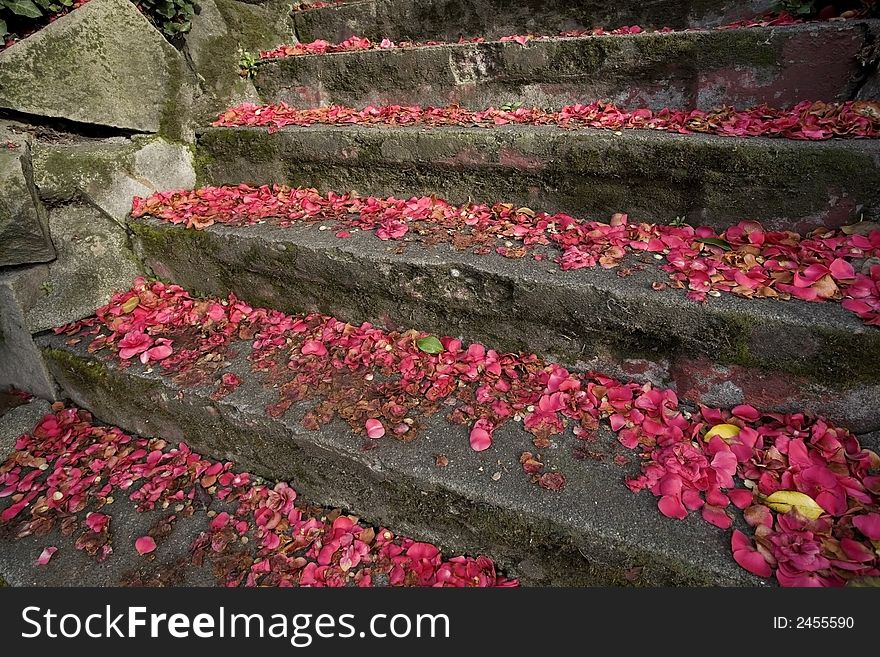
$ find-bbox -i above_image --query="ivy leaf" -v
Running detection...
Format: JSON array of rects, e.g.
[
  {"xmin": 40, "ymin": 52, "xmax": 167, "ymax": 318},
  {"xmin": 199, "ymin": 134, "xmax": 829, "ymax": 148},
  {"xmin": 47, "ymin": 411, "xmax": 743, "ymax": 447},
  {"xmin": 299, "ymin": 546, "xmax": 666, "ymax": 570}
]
[
  {"xmin": 416, "ymin": 336, "xmax": 444, "ymax": 354},
  {"xmin": 5, "ymin": 0, "xmax": 44, "ymax": 18},
  {"xmin": 697, "ymin": 237, "xmax": 732, "ymax": 251}
]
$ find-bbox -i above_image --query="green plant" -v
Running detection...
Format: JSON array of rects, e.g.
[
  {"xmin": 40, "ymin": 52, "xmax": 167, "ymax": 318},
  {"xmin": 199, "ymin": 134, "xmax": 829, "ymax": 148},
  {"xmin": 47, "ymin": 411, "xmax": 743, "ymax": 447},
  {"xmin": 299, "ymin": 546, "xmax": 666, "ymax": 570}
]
[
  {"xmin": 1, "ymin": 0, "xmax": 75, "ymax": 38},
  {"xmin": 1, "ymin": 0, "xmax": 200, "ymax": 41},
  {"xmin": 775, "ymin": 0, "xmax": 817, "ymax": 15},
  {"xmin": 135, "ymin": 0, "xmax": 199, "ymax": 39},
  {"xmin": 238, "ymin": 48, "xmax": 259, "ymax": 78}
]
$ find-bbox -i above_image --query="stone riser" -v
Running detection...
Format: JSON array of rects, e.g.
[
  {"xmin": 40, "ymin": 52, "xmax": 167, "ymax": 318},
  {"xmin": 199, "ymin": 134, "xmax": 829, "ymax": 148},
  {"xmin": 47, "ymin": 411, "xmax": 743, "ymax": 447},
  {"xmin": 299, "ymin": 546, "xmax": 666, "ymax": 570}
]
[
  {"xmin": 291, "ymin": 0, "xmax": 776, "ymax": 43},
  {"xmin": 257, "ymin": 22, "xmax": 877, "ymax": 112},
  {"xmin": 196, "ymin": 126, "xmax": 880, "ymax": 232}
]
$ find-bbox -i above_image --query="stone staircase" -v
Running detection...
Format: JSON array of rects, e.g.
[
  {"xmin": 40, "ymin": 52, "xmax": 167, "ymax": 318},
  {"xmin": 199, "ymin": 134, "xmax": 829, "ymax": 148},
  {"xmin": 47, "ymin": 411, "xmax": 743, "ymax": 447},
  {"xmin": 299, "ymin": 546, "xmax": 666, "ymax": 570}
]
[{"xmin": 3, "ymin": 0, "xmax": 880, "ymax": 586}]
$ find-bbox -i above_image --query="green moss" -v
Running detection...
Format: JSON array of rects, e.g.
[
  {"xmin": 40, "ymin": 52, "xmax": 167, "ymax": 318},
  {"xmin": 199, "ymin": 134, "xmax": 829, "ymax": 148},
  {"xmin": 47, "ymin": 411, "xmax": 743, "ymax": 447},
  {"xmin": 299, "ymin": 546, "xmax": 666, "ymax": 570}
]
[
  {"xmin": 193, "ymin": 145, "xmax": 217, "ymax": 186},
  {"xmin": 713, "ymin": 311, "xmax": 880, "ymax": 386},
  {"xmin": 42, "ymin": 346, "xmax": 110, "ymax": 383},
  {"xmin": 158, "ymin": 53, "xmax": 191, "ymax": 143},
  {"xmin": 32, "ymin": 141, "xmax": 139, "ymax": 202},
  {"xmin": 214, "ymin": 0, "xmax": 296, "ymax": 52}
]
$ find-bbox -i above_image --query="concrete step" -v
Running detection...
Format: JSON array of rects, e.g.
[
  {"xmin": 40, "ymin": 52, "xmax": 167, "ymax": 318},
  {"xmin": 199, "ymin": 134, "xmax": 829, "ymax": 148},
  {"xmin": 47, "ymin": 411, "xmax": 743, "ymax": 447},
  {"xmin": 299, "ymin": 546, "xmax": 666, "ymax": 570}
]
[
  {"xmin": 291, "ymin": 0, "xmax": 775, "ymax": 43},
  {"xmin": 128, "ymin": 210, "xmax": 880, "ymax": 435},
  {"xmin": 37, "ymin": 304, "xmax": 764, "ymax": 586},
  {"xmin": 0, "ymin": 401, "xmax": 513, "ymax": 587},
  {"xmin": 196, "ymin": 124, "xmax": 880, "ymax": 232},
  {"xmin": 256, "ymin": 21, "xmax": 879, "ymax": 112}
]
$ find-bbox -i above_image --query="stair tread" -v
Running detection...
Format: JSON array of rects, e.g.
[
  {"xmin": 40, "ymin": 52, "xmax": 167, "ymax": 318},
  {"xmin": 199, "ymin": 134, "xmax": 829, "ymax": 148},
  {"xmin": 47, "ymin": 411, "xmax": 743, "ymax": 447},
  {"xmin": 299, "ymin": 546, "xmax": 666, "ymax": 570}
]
[
  {"xmin": 0, "ymin": 402, "xmax": 513, "ymax": 587},
  {"xmin": 38, "ymin": 331, "xmax": 761, "ymax": 586}
]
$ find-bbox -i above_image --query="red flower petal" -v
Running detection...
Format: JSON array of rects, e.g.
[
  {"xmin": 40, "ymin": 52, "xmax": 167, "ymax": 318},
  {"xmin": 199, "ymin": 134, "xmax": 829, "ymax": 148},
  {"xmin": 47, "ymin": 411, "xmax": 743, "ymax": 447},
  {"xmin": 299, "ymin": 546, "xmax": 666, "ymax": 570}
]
[
  {"xmin": 469, "ymin": 425, "xmax": 492, "ymax": 452},
  {"xmin": 135, "ymin": 536, "xmax": 157, "ymax": 555},
  {"xmin": 37, "ymin": 546, "xmax": 58, "ymax": 565},
  {"xmin": 853, "ymin": 513, "xmax": 880, "ymax": 540},
  {"xmin": 365, "ymin": 419, "xmax": 385, "ymax": 439}
]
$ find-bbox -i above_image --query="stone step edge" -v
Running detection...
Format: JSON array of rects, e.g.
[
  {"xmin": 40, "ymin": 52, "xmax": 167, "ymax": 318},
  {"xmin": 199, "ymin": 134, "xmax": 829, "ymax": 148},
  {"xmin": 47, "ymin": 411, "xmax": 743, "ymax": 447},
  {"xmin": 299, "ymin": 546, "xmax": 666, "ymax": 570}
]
[
  {"xmin": 289, "ymin": 0, "xmax": 777, "ymax": 43},
  {"xmin": 194, "ymin": 125, "xmax": 880, "ymax": 238},
  {"xmin": 253, "ymin": 21, "xmax": 879, "ymax": 113},
  {"xmin": 129, "ymin": 217, "xmax": 880, "ymax": 434},
  {"xmin": 38, "ymin": 335, "xmax": 760, "ymax": 586}
]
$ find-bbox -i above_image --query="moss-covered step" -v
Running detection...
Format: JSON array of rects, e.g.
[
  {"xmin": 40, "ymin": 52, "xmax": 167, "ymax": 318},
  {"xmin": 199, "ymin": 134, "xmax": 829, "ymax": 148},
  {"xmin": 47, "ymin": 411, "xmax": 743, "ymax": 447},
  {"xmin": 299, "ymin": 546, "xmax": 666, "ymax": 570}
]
[
  {"xmin": 291, "ymin": 0, "xmax": 774, "ymax": 43},
  {"xmin": 38, "ymin": 333, "xmax": 763, "ymax": 586},
  {"xmin": 129, "ymin": 217, "xmax": 880, "ymax": 434},
  {"xmin": 256, "ymin": 20, "xmax": 877, "ymax": 112},
  {"xmin": 195, "ymin": 125, "xmax": 880, "ymax": 232}
]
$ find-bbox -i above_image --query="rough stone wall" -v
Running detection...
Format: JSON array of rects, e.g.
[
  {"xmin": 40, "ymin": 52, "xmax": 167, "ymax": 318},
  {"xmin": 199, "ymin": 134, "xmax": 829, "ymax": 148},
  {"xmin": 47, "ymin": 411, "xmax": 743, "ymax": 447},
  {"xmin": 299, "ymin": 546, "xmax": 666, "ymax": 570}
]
[{"xmin": 0, "ymin": 0, "xmax": 284, "ymax": 398}]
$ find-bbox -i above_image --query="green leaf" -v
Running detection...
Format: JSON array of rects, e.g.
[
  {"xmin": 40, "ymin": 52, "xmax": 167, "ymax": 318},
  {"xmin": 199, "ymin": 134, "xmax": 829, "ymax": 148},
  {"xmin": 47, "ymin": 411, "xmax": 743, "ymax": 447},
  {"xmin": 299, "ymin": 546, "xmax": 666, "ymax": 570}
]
[
  {"xmin": 0, "ymin": 19, "xmax": 7, "ymax": 37},
  {"xmin": 5, "ymin": 0, "xmax": 43, "ymax": 18},
  {"xmin": 416, "ymin": 336, "xmax": 444, "ymax": 354},
  {"xmin": 696, "ymin": 237, "xmax": 732, "ymax": 251}
]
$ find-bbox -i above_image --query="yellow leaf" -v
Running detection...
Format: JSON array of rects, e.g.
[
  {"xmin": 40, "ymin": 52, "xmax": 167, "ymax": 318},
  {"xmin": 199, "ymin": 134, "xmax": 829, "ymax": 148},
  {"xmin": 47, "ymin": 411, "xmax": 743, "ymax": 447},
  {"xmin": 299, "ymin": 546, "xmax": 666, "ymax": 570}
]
[
  {"xmin": 764, "ymin": 491, "xmax": 825, "ymax": 520},
  {"xmin": 121, "ymin": 296, "xmax": 140, "ymax": 314},
  {"xmin": 704, "ymin": 423, "xmax": 741, "ymax": 443}
]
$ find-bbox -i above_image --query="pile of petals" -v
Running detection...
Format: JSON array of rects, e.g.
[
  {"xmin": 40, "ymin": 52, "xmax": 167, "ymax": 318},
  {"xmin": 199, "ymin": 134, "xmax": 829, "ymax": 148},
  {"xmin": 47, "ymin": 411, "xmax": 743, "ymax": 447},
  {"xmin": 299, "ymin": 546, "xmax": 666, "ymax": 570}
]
[
  {"xmin": 627, "ymin": 408, "xmax": 880, "ymax": 586},
  {"xmin": 131, "ymin": 185, "xmax": 880, "ymax": 326},
  {"xmin": 0, "ymin": 405, "xmax": 515, "ymax": 587},
  {"xmin": 257, "ymin": 13, "xmax": 809, "ymax": 60},
  {"xmin": 51, "ymin": 278, "xmax": 880, "ymax": 585},
  {"xmin": 212, "ymin": 100, "xmax": 880, "ymax": 140}
]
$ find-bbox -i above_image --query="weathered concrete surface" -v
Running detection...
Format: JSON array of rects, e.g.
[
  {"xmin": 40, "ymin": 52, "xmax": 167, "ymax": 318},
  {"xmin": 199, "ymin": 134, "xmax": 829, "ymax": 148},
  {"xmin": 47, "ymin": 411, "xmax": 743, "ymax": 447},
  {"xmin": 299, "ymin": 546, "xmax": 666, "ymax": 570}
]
[
  {"xmin": 292, "ymin": 0, "xmax": 775, "ymax": 43},
  {"xmin": 185, "ymin": 0, "xmax": 296, "ymax": 123},
  {"xmin": 0, "ymin": 271, "xmax": 57, "ymax": 400},
  {"xmin": 0, "ymin": 480, "xmax": 217, "ymax": 587},
  {"xmin": 196, "ymin": 125, "xmax": 880, "ymax": 232},
  {"xmin": 21, "ymin": 204, "xmax": 142, "ymax": 333},
  {"xmin": 258, "ymin": 21, "xmax": 877, "ymax": 111},
  {"xmin": 0, "ymin": 398, "xmax": 51, "ymax": 460},
  {"xmin": 39, "ymin": 335, "xmax": 765, "ymax": 586},
  {"xmin": 0, "ymin": 127, "xmax": 54, "ymax": 268},
  {"xmin": 32, "ymin": 136, "xmax": 196, "ymax": 224},
  {"xmin": 0, "ymin": 0, "xmax": 195, "ymax": 136},
  {"xmin": 130, "ymin": 218, "xmax": 880, "ymax": 433}
]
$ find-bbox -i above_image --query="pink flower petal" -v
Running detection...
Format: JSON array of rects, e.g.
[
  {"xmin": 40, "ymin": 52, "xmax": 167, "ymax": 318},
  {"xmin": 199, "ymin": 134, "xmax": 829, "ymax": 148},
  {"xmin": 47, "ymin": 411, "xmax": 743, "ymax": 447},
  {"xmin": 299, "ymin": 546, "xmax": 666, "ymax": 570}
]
[
  {"xmin": 829, "ymin": 258, "xmax": 855, "ymax": 282},
  {"xmin": 301, "ymin": 340, "xmax": 328, "ymax": 356},
  {"xmin": 701, "ymin": 504, "xmax": 732, "ymax": 529},
  {"xmin": 731, "ymin": 530, "xmax": 772, "ymax": 578},
  {"xmin": 365, "ymin": 418, "xmax": 385, "ymax": 439},
  {"xmin": 853, "ymin": 513, "xmax": 880, "ymax": 540},
  {"xmin": 135, "ymin": 536, "xmax": 157, "ymax": 555},
  {"xmin": 469, "ymin": 425, "xmax": 492, "ymax": 452},
  {"xmin": 37, "ymin": 546, "xmax": 58, "ymax": 565},
  {"xmin": 728, "ymin": 488, "xmax": 754, "ymax": 509},
  {"xmin": 658, "ymin": 495, "xmax": 687, "ymax": 520}
]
